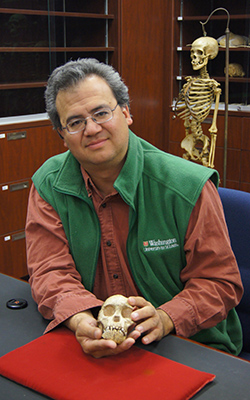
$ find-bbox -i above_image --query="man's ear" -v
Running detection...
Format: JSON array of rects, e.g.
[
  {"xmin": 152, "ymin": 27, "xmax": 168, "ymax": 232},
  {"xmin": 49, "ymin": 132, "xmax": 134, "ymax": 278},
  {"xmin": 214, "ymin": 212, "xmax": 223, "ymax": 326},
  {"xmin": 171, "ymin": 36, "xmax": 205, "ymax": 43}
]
[
  {"xmin": 122, "ymin": 105, "xmax": 133, "ymax": 126},
  {"xmin": 56, "ymin": 128, "xmax": 69, "ymax": 148}
]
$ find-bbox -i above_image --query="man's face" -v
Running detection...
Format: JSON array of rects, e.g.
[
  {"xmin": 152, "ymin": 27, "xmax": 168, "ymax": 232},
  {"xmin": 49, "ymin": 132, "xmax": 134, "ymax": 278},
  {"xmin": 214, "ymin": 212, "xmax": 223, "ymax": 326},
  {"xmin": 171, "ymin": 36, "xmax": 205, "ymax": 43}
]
[{"xmin": 56, "ymin": 75, "xmax": 133, "ymax": 174}]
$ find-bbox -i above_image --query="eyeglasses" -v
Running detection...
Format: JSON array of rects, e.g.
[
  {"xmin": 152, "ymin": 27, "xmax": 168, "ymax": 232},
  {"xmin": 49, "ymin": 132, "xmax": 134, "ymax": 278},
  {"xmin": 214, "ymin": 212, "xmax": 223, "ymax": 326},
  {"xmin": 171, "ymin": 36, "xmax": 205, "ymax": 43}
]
[{"xmin": 61, "ymin": 103, "xmax": 119, "ymax": 134}]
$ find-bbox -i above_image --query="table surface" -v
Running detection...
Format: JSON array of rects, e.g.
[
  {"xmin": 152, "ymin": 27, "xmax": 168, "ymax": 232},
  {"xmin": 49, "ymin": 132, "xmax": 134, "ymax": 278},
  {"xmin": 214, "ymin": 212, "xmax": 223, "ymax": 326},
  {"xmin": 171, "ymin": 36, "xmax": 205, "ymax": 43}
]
[{"xmin": 0, "ymin": 273, "xmax": 249, "ymax": 400}]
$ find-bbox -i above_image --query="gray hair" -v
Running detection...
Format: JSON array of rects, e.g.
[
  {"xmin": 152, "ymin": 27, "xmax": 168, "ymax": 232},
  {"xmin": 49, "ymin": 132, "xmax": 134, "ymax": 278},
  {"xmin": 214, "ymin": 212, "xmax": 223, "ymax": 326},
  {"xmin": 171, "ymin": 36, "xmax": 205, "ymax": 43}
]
[{"xmin": 45, "ymin": 58, "xmax": 130, "ymax": 130}]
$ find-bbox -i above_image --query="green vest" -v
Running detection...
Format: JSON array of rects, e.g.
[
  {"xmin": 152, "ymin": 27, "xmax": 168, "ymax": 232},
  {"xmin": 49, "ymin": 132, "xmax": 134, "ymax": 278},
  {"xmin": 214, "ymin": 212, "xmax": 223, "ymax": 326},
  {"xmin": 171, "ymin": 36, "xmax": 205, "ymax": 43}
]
[{"xmin": 32, "ymin": 131, "xmax": 242, "ymax": 355}]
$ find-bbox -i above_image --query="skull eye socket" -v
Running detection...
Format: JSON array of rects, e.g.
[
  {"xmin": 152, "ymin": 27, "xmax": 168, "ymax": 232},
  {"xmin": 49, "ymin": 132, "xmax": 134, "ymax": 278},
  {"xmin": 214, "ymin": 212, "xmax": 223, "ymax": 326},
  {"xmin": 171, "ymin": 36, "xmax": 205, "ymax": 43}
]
[
  {"xmin": 103, "ymin": 305, "xmax": 115, "ymax": 316},
  {"xmin": 122, "ymin": 306, "xmax": 132, "ymax": 318}
]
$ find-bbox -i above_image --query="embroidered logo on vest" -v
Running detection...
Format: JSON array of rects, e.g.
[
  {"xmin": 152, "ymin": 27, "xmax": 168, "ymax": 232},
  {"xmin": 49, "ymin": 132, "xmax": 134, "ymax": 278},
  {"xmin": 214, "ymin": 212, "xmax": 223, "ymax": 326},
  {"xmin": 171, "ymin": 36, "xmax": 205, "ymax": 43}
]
[{"xmin": 143, "ymin": 238, "xmax": 179, "ymax": 252}]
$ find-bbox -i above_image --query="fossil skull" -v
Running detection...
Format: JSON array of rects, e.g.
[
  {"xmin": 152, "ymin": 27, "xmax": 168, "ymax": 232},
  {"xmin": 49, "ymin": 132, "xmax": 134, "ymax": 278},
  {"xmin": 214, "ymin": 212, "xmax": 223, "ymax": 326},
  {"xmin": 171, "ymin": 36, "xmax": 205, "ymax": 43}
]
[
  {"xmin": 217, "ymin": 32, "xmax": 248, "ymax": 48},
  {"xmin": 226, "ymin": 63, "xmax": 245, "ymax": 77},
  {"xmin": 97, "ymin": 294, "xmax": 133, "ymax": 344},
  {"xmin": 190, "ymin": 36, "xmax": 219, "ymax": 71}
]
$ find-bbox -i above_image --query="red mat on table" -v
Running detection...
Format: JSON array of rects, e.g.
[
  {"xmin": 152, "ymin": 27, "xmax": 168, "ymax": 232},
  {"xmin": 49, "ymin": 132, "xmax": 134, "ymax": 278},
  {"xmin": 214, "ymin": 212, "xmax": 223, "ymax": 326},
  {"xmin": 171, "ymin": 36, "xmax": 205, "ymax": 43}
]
[{"xmin": 0, "ymin": 327, "xmax": 215, "ymax": 400}]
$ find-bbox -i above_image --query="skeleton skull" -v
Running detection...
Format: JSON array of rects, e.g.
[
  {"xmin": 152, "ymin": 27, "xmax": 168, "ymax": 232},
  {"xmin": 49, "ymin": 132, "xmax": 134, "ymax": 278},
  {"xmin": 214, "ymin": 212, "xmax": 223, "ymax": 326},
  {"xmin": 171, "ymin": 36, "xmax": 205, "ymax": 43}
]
[
  {"xmin": 97, "ymin": 295, "xmax": 134, "ymax": 344},
  {"xmin": 190, "ymin": 36, "xmax": 219, "ymax": 71}
]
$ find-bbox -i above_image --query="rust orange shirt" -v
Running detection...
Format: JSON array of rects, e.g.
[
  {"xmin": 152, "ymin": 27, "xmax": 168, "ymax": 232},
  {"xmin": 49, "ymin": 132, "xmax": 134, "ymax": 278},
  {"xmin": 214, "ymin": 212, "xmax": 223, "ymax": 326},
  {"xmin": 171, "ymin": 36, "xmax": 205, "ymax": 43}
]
[{"xmin": 26, "ymin": 171, "xmax": 243, "ymax": 335}]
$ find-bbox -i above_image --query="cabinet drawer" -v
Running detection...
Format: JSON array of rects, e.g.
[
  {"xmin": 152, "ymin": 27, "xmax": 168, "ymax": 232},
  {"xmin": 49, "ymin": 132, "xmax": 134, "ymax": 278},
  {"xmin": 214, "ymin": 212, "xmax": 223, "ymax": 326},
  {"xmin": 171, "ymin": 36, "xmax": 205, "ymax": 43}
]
[
  {"xmin": 0, "ymin": 231, "xmax": 27, "ymax": 278},
  {"xmin": 0, "ymin": 124, "xmax": 65, "ymax": 183},
  {"xmin": 0, "ymin": 179, "xmax": 31, "ymax": 235}
]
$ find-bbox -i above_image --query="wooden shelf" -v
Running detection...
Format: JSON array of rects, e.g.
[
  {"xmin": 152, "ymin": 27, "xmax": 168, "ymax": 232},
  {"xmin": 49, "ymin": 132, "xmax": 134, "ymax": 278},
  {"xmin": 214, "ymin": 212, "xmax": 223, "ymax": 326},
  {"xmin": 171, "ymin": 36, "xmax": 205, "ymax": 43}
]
[
  {"xmin": 175, "ymin": 75, "xmax": 250, "ymax": 84},
  {"xmin": 178, "ymin": 46, "xmax": 250, "ymax": 52},
  {"xmin": 0, "ymin": 8, "xmax": 114, "ymax": 19},
  {"xmin": 0, "ymin": 47, "xmax": 115, "ymax": 53},
  {"xmin": 178, "ymin": 14, "xmax": 250, "ymax": 21}
]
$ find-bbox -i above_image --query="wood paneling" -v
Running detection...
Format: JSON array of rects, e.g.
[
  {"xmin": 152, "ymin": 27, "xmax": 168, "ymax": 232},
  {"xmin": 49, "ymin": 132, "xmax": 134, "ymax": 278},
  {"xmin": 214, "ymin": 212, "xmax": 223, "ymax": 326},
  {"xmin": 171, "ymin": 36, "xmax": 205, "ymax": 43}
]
[{"xmin": 120, "ymin": 0, "xmax": 169, "ymax": 150}]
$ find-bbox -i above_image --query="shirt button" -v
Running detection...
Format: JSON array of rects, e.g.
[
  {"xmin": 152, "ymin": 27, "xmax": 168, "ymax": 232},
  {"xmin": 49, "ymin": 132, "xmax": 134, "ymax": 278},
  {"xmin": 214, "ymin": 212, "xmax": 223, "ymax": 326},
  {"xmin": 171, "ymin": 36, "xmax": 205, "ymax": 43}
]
[
  {"xmin": 113, "ymin": 274, "xmax": 119, "ymax": 279},
  {"xmin": 106, "ymin": 240, "xmax": 112, "ymax": 247}
]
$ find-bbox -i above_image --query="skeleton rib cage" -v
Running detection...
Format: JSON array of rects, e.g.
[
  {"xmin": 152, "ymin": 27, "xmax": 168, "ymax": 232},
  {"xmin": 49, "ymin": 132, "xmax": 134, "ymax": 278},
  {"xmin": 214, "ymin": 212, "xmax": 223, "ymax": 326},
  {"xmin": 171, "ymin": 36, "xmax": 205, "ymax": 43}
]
[{"xmin": 175, "ymin": 78, "xmax": 217, "ymax": 123}]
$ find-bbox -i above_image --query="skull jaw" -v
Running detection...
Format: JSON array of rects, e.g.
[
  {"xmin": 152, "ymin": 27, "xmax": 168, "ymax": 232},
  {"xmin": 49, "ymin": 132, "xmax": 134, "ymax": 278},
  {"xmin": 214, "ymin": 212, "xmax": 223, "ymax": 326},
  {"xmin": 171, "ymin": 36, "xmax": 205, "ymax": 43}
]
[
  {"xmin": 192, "ymin": 61, "xmax": 204, "ymax": 70},
  {"xmin": 98, "ymin": 323, "xmax": 127, "ymax": 344},
  {"xmin": 191, "ymin": 57, "xmax": 208, "ymax": 71}
]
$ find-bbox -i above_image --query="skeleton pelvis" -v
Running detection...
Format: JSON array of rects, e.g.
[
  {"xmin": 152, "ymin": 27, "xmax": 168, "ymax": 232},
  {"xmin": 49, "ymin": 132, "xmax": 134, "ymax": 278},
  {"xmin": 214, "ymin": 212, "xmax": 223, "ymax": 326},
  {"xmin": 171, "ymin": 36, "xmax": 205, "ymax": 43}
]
[{"xmin": 181, "ymin": 132, "xmax": 210, "ymax": 161}]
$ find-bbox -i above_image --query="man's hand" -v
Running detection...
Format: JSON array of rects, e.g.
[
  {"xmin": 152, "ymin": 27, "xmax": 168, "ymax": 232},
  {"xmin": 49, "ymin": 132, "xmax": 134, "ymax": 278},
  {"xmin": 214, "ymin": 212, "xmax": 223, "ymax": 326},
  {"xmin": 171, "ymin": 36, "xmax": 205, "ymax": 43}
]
[
  {"xmin": 64, "ymin": 297, "xmax": 174, "ymax": 357},
  {"xmin": 64, "ymin": 310, "xmax": 139, "ymax": 358},
  {"xmin": 128, "ymin": 296, "xmax": 174, "ymax": 344}
]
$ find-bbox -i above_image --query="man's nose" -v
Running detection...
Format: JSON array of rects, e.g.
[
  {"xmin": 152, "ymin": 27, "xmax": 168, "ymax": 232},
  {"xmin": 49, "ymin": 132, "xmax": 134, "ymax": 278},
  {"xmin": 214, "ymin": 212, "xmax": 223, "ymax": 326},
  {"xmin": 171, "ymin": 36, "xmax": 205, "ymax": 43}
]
[{"xmin": 83, "ymin": 117, "xmax": 102, "ymax": 135}]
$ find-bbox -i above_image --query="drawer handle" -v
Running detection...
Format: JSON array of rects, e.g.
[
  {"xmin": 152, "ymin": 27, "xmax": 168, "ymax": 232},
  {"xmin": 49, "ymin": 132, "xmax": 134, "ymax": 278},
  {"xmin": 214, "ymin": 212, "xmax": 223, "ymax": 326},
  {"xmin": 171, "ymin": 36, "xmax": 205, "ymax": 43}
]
[
  {"xmin": 9, "ymin": 181, "xmax": 29, "ymax": 192},
  {"xmin": 12, "ymin": 232, "xmax": 26, "ymax": 241},
  {"xmin": 7, "ymin": 131, "xmax": 27, "ymax": 141}
]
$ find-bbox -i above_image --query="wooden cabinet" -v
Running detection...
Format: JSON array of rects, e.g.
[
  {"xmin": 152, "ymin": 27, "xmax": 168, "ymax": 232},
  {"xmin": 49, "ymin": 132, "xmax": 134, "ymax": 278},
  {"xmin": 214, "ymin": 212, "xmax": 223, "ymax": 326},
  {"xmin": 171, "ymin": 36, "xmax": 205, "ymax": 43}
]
[
  {"xmin": 166, "ymin": 0, "xmax": 250, "ymax": 193},
  {"xmin": 0, "ymin": 119, "xmax": 65, "ymax": 278}
]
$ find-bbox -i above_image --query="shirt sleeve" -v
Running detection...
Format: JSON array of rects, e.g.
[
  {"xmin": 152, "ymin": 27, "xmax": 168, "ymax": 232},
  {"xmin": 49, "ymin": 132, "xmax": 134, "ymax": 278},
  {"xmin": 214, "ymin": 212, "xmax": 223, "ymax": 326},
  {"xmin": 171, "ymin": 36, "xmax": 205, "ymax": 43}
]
[
  {"xmin": 159, "ymin": 179, "xmax": 244, "ymax": 337},
  {"xmin": 26, "ymin": 184, "xmax": 103, "ymax": 333}
]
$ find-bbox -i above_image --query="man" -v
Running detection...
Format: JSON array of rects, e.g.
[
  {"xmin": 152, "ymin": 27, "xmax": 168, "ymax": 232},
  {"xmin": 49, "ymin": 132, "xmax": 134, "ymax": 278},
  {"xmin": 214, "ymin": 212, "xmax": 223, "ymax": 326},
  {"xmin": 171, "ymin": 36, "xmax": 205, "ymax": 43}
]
[{"xmin": 26, "ymin": 58, "xmax": 243, "ymax": 359}]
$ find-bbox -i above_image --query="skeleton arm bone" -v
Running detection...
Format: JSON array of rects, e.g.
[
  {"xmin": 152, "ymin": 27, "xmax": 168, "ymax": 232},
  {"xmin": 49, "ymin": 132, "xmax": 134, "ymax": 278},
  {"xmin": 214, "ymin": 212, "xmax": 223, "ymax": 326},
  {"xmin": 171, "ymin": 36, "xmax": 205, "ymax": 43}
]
[
  {"xmin": 208, "ymin": 86, "xmax": 221, "ymax": 168},
  {"xmin": 209, "ymin": 86, "xmax": 221, "ymax": 134}
]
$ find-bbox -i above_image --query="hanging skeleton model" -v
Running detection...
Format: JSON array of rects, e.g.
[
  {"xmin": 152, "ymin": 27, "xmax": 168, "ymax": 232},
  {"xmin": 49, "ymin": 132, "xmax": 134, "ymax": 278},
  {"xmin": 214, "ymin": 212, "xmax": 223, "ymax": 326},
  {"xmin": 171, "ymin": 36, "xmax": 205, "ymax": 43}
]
[{"xmin": 174, "ymin": 36, "xmax": 221, "ymax": 168}]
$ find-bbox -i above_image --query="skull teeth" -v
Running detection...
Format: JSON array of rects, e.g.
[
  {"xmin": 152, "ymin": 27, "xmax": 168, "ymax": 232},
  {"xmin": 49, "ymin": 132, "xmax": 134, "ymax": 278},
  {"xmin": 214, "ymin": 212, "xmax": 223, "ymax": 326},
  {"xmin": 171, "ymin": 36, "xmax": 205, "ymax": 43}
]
[{"xmin": 103, "ymin": 326, "xmax": 126, "ymax": 336}]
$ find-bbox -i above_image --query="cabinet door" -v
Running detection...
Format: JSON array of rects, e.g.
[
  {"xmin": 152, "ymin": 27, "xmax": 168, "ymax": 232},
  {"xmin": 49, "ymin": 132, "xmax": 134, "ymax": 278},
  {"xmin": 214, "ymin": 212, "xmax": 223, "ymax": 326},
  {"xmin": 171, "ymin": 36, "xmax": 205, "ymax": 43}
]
[
  {"xmin": 0, "ymin": 179, "xmax": 31, "ymax": 235},
  {"xmin": 0, "ymin": 124, "xmax": 65, "ymax": 183},
  {"xmin": 0, "ymin": 231, "xmax": 27, "ymax": 278}
]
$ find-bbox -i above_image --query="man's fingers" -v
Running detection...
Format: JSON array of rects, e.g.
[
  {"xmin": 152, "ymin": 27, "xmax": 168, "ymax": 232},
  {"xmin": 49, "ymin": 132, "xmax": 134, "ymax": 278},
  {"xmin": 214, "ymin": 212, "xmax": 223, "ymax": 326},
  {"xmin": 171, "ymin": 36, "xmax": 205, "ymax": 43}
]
[
  {"xmin": 81, "ymin": 337, "xmax": 135, "ymax": 359},
  {"xmin": 128, "ymin": 296, "xmax": 148, "ymax": 308}
]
